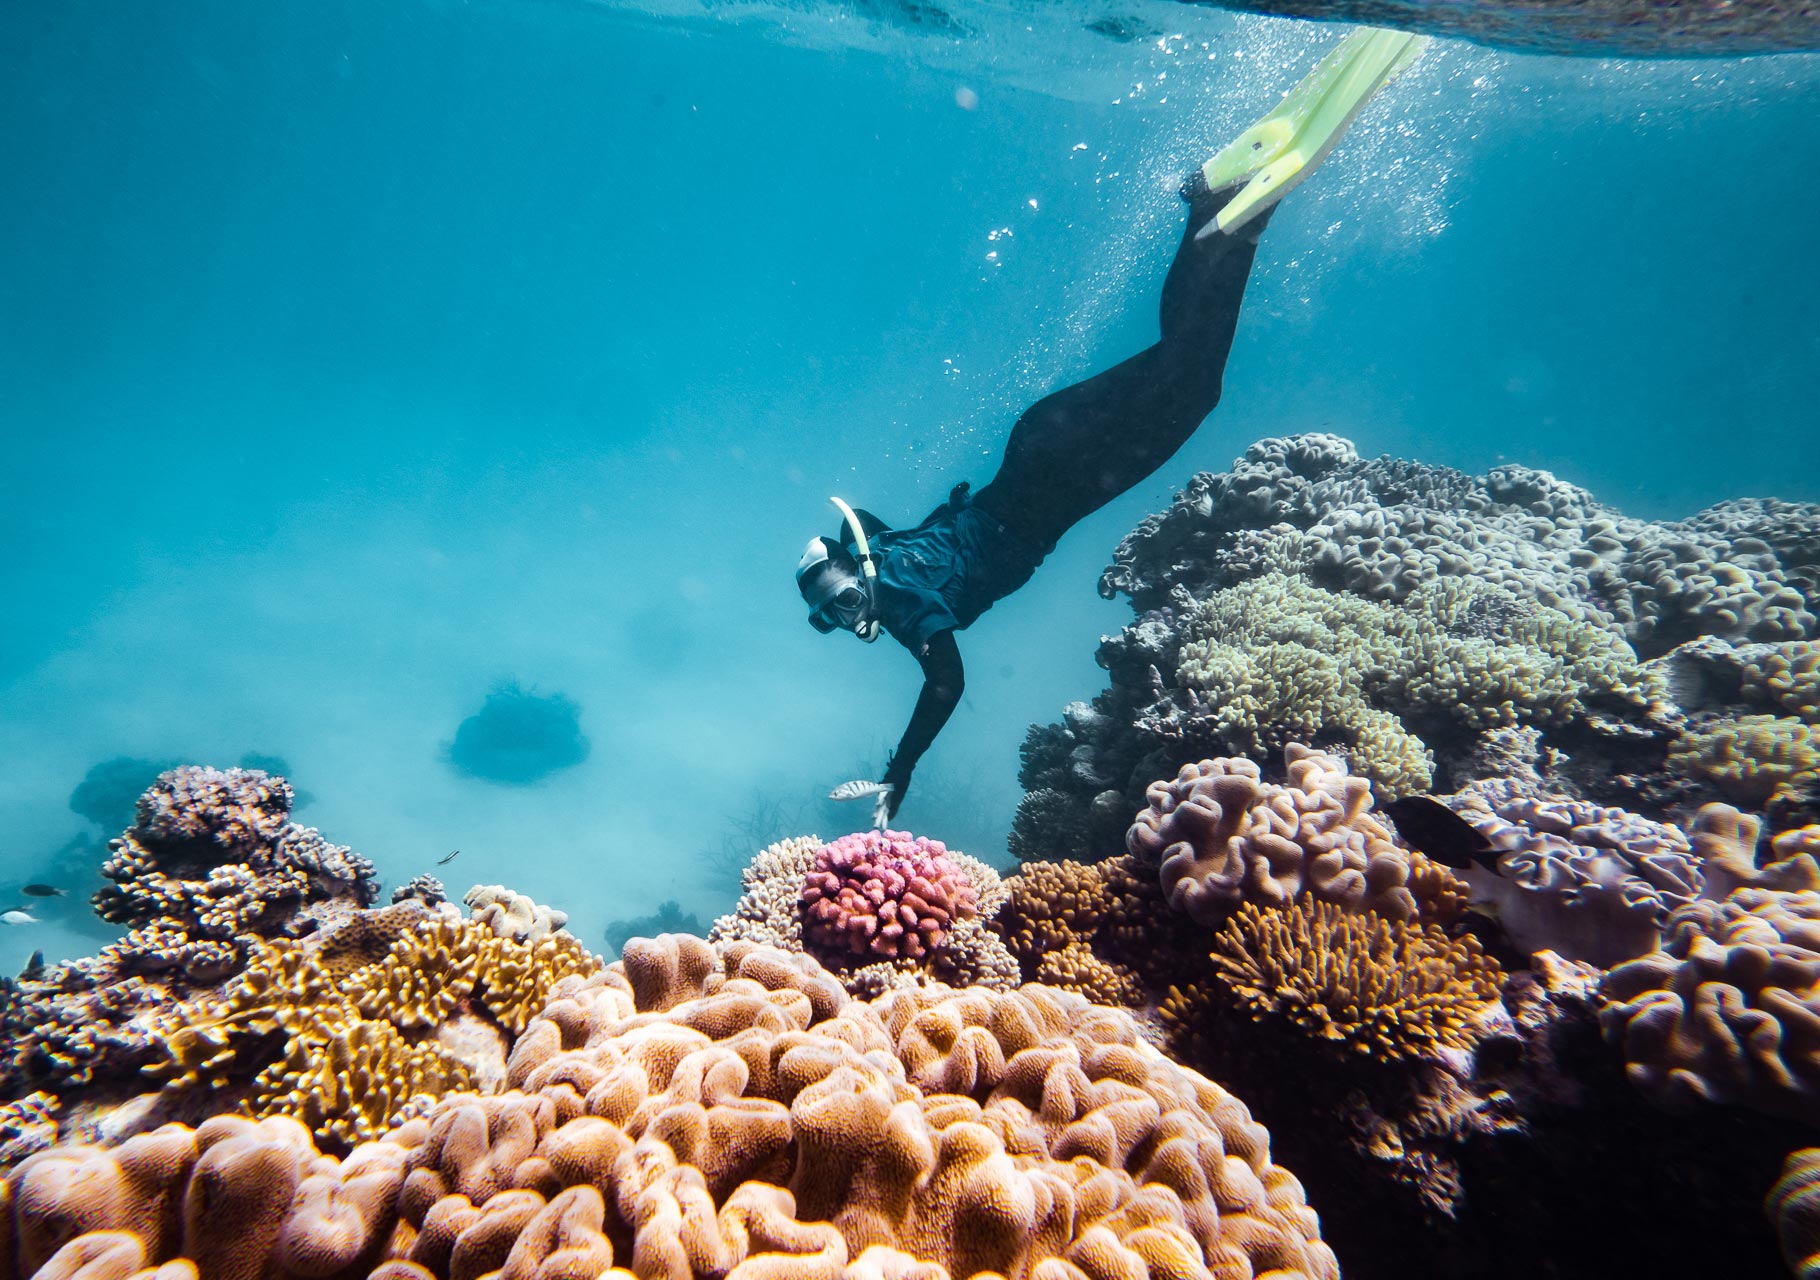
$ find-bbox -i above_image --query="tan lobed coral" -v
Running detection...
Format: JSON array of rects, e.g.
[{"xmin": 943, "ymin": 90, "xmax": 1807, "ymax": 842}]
[
  {"xmin": 1600, "ymin": 886, "xmax": 1820, "ymax": 1124},
  {"xmin": 1204, "ymin": 900, "xmax": 1504, "ymax": 1062},
  {"xmin": 148, "ymin": 913, "xmax": 600, "ymax": 1148},
  {"xmin": 1769, "ymin": 1147, "xmax": 1820, "ymax": 1280},
  {"xmin": 464, "ymin": 886, "xmax": 570, "ymax": 945},
  {"xmin": 6, "ymin": 936, "xmax": 1340, "ymax": 1280},
  {"xmin": 1126, "ymin": 744, "xmax": 1465, "ymax": 930},
  {"xmin": 1743, "ymin": 640, "xmax": 1820, "ymax": 724},
  {"xmin": 709, "ymin": 836, "xmax": 1018, "ymax": 995},
  {"xmin": 1166, "ymin": 573, "xmax": 1660, "ymax": 795},
  {"xmin": 1668, "ymin": 715, "xmax": 1820, "ymax": 809},
  {"xmin": 1685, "ymin": 804, "xmax": 1820, "ymax": 900}
]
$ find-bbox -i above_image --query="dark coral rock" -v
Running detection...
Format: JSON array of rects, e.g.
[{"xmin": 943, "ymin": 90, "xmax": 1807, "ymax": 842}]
[{"xmin": 446, "ymin": 682, "xmax": 591, "ymax": 785}]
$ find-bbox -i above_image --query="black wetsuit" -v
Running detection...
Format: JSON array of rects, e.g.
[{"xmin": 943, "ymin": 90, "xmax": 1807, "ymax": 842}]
[{"xmin": 869, "ymin": 186, "xmax": 1271, "ymax": 814}]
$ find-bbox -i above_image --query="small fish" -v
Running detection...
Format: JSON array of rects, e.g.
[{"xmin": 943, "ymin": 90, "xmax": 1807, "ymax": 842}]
[
  {"xmin": 438, "ymin": 849, "xmax": 460, "ymax": 866},
  {"xmin": 829, "ymin": 780, "xmax": 893, "ymax": 803},
  {"xmin": 1381, "ymin": 796, "xmax": 1500, "ymax": 872},
  {"xmin": 20, "ymin": 884, "xmax": 66, "ymax": 898},
  {"xmin": 1, "ymin": 910, "xmax": 38, "ymax": 926}
]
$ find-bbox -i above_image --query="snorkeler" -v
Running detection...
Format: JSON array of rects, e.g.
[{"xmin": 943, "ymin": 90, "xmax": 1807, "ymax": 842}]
[{"xmin": 796, "ymin": 28, "xmax": 1427, "ymax": 827}]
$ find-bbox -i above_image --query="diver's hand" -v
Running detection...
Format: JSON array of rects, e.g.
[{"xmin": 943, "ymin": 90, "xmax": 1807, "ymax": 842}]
[{"xmin": 881, "ymin": 755, "xmax": 913, "ymax": 823}]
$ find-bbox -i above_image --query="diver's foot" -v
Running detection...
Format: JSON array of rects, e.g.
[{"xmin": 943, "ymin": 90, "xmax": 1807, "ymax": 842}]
[{"xmin": 1191, "ymin": 25, "xmax": 1428, "ymax": 239}]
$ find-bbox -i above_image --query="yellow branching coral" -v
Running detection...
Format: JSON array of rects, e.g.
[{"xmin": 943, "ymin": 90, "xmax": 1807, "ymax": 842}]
[
  {"xmin": 150, "ymin": 911, "xmax": 602, "ymax": 1146},
  {"xmin": 1208, "ymin": 900, "xmax": 1504, "ymax": 1060}
]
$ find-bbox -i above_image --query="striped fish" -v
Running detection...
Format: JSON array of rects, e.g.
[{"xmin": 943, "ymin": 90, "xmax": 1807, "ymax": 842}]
[{"xmin": 828, "ymin": 779, "xmax": 893, "ymax": 802}]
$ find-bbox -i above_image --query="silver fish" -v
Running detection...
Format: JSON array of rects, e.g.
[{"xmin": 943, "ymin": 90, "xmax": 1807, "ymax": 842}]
[
  {"xmin": 1, "ymin": 910, "xmax": 37, "ymax": 926},
  {"xmin": 828, "ymin": 779, "xmax": 893, "ymax": 802}
]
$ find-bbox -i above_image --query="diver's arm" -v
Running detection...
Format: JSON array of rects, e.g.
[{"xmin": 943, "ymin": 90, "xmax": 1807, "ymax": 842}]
[{"xmin": 881, "ymin": 629, "xmax": 964, "ymax": 818}]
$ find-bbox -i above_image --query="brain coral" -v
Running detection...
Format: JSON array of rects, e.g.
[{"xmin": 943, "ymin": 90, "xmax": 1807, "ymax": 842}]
[
  {"xmin": 799, "ymin": 830, "xmax": 979, "ymax": 963},
  {"xmin": 4, "ymin": 937, "xmax": 1341, "ymax": 1280},
  {"xmin": 711, "ymin": 835, "xmax": 1017, "ymax": 994},
  {"xmin": 1126, "ymin": 744, "xmax": 1453, "ymax": 928},
  {"xmin": 1454, "ymin": 781, "xmax": 1704, "ymax": 967},
  {"xmin": 1099, "ymin": 433, "xmax": 1819, "ymax": 656},
  {"xmin": 1164, "ymin": 572, "xmax": 1659, "ymax": 794},
  {"xmin": 1205, "ymin": 900, "xmax": 1504, "ymax": 1062},
  {"xmin": 1600, "ymin": 885, "xmax": 1820, "ymax": 1123}
]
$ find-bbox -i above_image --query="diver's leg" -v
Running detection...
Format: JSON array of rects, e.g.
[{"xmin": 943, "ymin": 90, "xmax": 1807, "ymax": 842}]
[{"xmin": 974, "ymin": 192, "xmax": 1269, "ymax": 556}]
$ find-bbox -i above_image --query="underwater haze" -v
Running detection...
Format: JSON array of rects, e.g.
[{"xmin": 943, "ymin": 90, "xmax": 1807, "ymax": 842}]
[{"xmin": 3, "ymin": 0, "xmax": 1818, "ymax": 981}]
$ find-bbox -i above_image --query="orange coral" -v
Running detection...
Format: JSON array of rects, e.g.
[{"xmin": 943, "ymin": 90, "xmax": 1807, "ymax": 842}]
[
  {"xmin": 1208, "ymin": 900, "xmax": 1504, "ymax": 1060},
  {"xmin": 8, "ymin": 939, "xmax": 1338, "ymax": 1280}
]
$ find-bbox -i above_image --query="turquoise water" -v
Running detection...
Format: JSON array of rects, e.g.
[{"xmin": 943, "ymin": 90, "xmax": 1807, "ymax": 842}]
[{"xmin": 2, "ymin": 0, "xmax": 1817, "ymax": 974}]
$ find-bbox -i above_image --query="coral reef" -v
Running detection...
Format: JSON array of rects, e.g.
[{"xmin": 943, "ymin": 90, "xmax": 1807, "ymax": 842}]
[
  {"xmin": 1203, "ymin": 900, "xmax": 1504, "ymax": 1061},
  {"xmin": 3, "ymin": 938, "xmax": 1340, "ymax": 1280},
  {"xmin": 2, "ymin": 768, "xmax": 379, "ymax": 1093},
  {"xmin": 709, "ymin": 835, "xmax": 1018, "ymax": 994},
  {"xmin": 93, "ymin": 767, "xmax": 378, "ymax": 983},
  {"xmin": 1125, "ymin": 744, "xmax": 1453, "ymax": 928},
  {"xmin": 798, "ymin": 830, "xmax": 978, "ymax": 963},
  {"xmin": 149, "ymin": 906, "xmax": 601, "ymax": 1148},
  {"xmin": 1600, "ymin": 884, "xmax": 1820, "ymax": 1124},
  {"xmin": 1164, "ymin": 572, "xmax": 1658, "ymax": 793},
  {"xmin": 1100, "ymin": 435, "xmax": 1818, "ymax": 655},
  {"xmin": 446, "ymin": 683, "xmax": 590, "ymax": 785}
]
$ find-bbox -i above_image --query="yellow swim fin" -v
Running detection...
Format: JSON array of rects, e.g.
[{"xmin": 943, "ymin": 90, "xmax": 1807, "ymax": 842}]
[{"xmin": 1196, "ymin": 26, "xmax": 1429, "ymax": 238}]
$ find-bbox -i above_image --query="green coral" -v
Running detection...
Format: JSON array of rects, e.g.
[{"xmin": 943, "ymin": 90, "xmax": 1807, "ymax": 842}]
[
  {"xmin": 1174, "ymin": 573, "xmax": 1659, "ymax": 793},
  {"xmin": 1669, "ymin": 714, "xmax": 1820, "ymax": 808}
]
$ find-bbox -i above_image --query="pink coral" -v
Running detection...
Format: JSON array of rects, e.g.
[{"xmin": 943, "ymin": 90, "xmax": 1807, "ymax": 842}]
[{"xmin": 797, "ymin": 830, "xmax": 978, "ymax": 962}]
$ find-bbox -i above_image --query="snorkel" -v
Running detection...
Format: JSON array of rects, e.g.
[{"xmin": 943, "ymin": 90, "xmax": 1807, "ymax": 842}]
[{"xmin": 829, "ymin": 496, "xmax": 883, "ymax": 643}]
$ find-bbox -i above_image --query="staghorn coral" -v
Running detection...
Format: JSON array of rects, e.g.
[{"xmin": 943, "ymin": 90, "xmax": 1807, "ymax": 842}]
[
  {"xmin": 1126, "ymin": 744, "xmax": 1463, "ymax": 929},
  {"xmin": 798, "ymin": 830, "xmax": 978, "ymax": 963},
  {"xmin": 147, "ymin": 909, "xmax": 601, "ymax": 1147},
  {"xmin": 6, "ymin": 938, "xmax": 1340, "ymax": 1280},
  {"xmin": 1669, "ymin": 714, "xmax": 1820, "ymax": 809},
  {"xmin": 1770, "ymin": 1147, "xmax": 1820, "ymax": 1280},
  {"xmin": 710, "ymin": 835, "xmax": 1018, "ymax": 994},
  {"xmin": 1165, "ymin": 573, "xmax": 1658, "ymax": 794},
  {"xmin": 1454, "ymin": 781, "xmax": 1704, "ymax": 967},
  {"xmin": 1205, "ymin": 900, "xmax": 1504, "ymax": 1061},
  {"xmin": 92, "ymin": 766, "xmax": 379, "ymax": 984},
  {"xmin": 1600, "ymin": 886, "xmax": 1820, "ymax": 1124}
]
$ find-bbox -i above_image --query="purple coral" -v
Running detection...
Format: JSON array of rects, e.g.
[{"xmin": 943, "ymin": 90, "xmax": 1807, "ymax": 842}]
[
  {"xmin": 799, "ymin": 830, "xmax": 979, "ymax": 962},
  {"xmin": 1459, "ymin": 782, "xmax": 1700, "ymax": 967}
]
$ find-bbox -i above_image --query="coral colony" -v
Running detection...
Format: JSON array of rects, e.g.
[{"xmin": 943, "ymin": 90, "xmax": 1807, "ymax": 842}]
[{"xmin": 4, "ymin": 435, "xmax": 1820, "ymax": 1280}]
